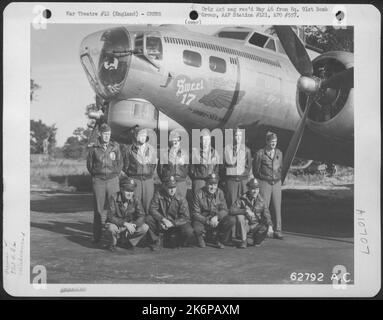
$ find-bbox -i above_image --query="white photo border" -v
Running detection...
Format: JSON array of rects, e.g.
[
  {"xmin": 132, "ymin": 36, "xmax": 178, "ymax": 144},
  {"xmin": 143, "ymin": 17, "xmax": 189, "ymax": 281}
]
[{"xmin": 3, "ymin": 2, "xmax": 381, "ymax": 297}]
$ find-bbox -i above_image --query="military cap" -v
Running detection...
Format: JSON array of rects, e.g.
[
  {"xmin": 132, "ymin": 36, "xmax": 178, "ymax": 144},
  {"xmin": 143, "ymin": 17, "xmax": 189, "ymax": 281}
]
[
  {"xmin": 200, "ymin": 128, "xmax": 211, "ymax": 137},
  {"xmin": 233, "ymin": 126, "xmax": 244, "ymax": 134},
  {"xmin": 131, "ymin": 125, "xmax": 147, "ymax": 137},
  {"xmin": 163, "ymin": 176, "xmax": 177, "ymax": 188},
  {"xmin": 246, "ymin": 178, "xmax": 260, "ymax": 189},
  {"xmin": 119, "ymin": 177, "xmax": 137, "ymax": 192},
  {"xmin": 206, "ymin": 173, "xmax": 219, "ymax": 185},
  {"xmin": 99, "ymin": 123, "xmax": 111, "ymax": 133},
  {"xmin": 266, "ymin": 131, "xmax": 277, "ymax": 141},
  {"xmin": 169, "ymin": 130, "xmax": 181, "ymax": 141}
]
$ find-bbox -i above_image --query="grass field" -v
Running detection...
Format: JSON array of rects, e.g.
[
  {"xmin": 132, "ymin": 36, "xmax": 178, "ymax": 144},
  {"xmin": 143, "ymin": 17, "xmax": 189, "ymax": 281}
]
[
  {"xmin": 30, "ymin": 156, "xmax": 354, "ymax": 192},
  {"xmin": 284, "ymin": 166, "xmax": 354, "ymax": 187},
  {"xmin": 30, "ymin": 157, "xmax": 90, "ymax": 191}
]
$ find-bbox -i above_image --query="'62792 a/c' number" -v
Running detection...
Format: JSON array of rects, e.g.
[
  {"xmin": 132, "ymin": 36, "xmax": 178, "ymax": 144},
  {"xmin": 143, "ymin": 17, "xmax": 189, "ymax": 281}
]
[{"xmin": 290, "ymin": 272, "xmax": 324, "ymax": 282}]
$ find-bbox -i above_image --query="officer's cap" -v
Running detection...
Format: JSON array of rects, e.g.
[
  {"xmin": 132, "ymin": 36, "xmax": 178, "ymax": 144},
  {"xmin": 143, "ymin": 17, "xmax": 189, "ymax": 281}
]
[
  {"xmin": 119, "ymin": 177, "xmax": 136, "ymax": 192},
  {"xmin": 200, "ymin": 128, "xmax": 211, "ymax": 138},
  {"xmin": 246, "ymin": 178, "xmax": 260, "ymax": 190},
  {"xmin": 233, "ymin": 126, "xmax": 244, "ymax": 135},
  {"xmin": 163, "ymin": 176, "xmax": 177, "ymax": 188},
  {"xmin": 169, "ymin": 130, "xmax": 181, "ymax": 141},
  {"xmin": 266, "ymin": 131, "xmax": 277, "ymax": 141},
  {"xmin": 131, "ymin": 125, "xmax": 147, "ymax": 137},
  {"xmin": 206, "ymin": 173, "xmax": 219, "ymax": 185},
  {"xmin": 99, "ymin": 123, "xmax": 111, "ymax": 133}
]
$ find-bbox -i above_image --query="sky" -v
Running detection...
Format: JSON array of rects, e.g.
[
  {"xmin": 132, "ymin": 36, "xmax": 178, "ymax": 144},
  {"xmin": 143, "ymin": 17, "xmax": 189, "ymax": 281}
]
[
  {"xmin": 30, "ymin": 24, "xmax": 226, "ymax": 146},
  {"xmin": 31, "ymin": 24, "xmax": 122, "ymax": 146}
]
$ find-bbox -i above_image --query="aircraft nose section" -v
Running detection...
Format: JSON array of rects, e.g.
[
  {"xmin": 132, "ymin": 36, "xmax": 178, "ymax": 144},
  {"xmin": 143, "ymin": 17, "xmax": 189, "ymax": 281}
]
[{"xmin": 80, "ymin": 27, "xmax": 131, "ymax": 98}]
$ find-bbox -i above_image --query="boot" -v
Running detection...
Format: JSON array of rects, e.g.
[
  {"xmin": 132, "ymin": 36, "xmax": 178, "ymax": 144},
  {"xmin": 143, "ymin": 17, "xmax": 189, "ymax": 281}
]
[
  {"xmin": 238, "ymin": 241, "xmax": 247, "ymax": 249},
  {"xmin": 216, "ymin": 241, "xmax": 225, "ymax": 249},
  {"xmin": 273, "ymin": 231, "xmax": 284, "ymax": 240},
  {"xmin": 197, "ymin": 235, "xmax": 206, "ymax": 248},
  {"xmin": 150, "ymin": 234, "xmax": 163, "ymax": 251},
  {"xmin": 107, "ymin": 244, "xmax": 117, "ymax": 252}
]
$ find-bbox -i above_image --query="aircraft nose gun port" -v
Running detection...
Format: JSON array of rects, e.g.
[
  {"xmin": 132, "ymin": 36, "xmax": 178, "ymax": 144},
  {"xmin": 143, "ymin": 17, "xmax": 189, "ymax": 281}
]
[{"xmin": 80, "ymin": 27, "xmax": 132, "ymax": 98}]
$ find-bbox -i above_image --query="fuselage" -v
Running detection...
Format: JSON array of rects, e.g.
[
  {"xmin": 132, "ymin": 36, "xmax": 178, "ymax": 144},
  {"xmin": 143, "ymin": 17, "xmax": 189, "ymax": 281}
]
[{"xmin": 80, "ymin": 25, "xmax": 354, "ymax": 165}]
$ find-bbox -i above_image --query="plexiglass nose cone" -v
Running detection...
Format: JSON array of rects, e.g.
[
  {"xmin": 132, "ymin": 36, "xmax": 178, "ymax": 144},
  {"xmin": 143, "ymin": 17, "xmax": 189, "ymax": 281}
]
[{"xmin": 80, "ymin": 27, "xmax": 131, "ymax": 98}]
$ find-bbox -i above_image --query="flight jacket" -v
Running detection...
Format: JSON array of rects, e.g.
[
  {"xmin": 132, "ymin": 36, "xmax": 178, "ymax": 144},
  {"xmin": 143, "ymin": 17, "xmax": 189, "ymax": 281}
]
[{"xmin": 86, "ymin": 139, "xmax": 123, "ymax": 180}]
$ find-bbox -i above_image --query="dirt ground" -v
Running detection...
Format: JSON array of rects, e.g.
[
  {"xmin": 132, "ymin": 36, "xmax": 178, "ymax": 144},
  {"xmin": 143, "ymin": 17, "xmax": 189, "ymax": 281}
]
[{"xmin": 30, "ymin": 185, "xmax": 354, "ymax": 284}]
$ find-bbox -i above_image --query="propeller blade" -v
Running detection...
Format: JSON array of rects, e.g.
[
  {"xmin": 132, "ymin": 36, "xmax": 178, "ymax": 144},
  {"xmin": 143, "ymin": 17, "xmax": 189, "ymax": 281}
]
[
  {"xmin": 274, "ymin": 26, "xmax": 313, "ymax": 76},
  {"xmin": 281, "ymin": 95, "xmax": 313, "ymax": 183},
  {"xmin": 321, "ymin": 67, "xmax": 354, "ymax": 89}
]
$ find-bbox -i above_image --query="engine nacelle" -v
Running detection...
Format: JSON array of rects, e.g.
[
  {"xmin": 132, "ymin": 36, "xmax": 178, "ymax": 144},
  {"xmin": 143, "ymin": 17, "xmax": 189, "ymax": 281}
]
[
  {"xmin": 297, "ymin": 51, "xmax": 353, "ymax": 142},
  {"xmin": 108, "ymin": 99, "xmax": 183, "ymax": 143},
  {"xmin": 107, "ymin": 99, "xmax": 158, "ymax": 142}
]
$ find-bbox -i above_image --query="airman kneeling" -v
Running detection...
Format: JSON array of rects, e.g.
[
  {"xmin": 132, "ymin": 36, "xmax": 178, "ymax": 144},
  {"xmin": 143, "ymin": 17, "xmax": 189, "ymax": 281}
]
[
  {"xmin": 105, "ymin": 177, "xmax": 149, "ymax": 252},
  {"xmin": 191, "ymin": 173, "xmax": 236, "ymax": 249},
  {"xmin": 147, "ymin": 176, "xmax": 195, "ymax": 251},
  {"xmin": 230, "ymin": 178, "xmax": 273, "ymax": 248}
]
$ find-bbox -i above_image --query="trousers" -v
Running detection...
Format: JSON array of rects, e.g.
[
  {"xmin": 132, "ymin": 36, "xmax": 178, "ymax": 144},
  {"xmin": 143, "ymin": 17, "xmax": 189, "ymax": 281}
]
[
  {"xmin": 132, "ymin": 177, "xmax": 154, "ymax": 214},
  {"xmin": 235, "ymin": 215, "xmax": 268, "ymax": 244},
  {"xmin": 259, "ymin": 180, "xmax": 282, "ymax": 232},
  {"xmin": 193, "ymin": 215, "xmax": 236, "ymax": 244},
  {"xmin": 225, "ymin": 178, "xmax": 248, "ymax": 208},
  {"xmin": 146, "ymin": 215, "xmax": 195, "ymax": 246},
  {"xmin": 92, "ymin": 176, "xmax": 119, "ymax": 242},
  {"xmin": 105, "ymin": 222, "xmax": 149, "ymax": 247}
]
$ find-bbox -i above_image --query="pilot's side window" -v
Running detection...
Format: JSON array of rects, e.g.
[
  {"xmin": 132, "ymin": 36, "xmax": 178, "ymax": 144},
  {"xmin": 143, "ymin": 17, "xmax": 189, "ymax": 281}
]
[
  {"xmin": 146, "ymin": 37, "xmax": 162, "ymax": 60},
  {"xmin": 264, "ymin": 39, "xmax": 276, "ymax": 51},
  {"xmin": 183, "ymin": 50, "xmax": 202, "ymax": 68},
  {"xmin": 135, "ymin": 35, "xmax": 144, "ymax": 55},
  {"xmin": 248, "ymin": 32, "xmax": 269, "ymax": 48},
  {"xmin": 209, "ymin": 56, "xmax": 226, "ymax": 73}
]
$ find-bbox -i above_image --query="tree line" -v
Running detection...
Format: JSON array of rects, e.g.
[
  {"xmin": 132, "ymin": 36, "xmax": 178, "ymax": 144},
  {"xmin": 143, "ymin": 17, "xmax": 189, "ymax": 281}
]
[
  {"xmin": 30, "ymin": 78, "xmax": 92, "ymax": 159},
  {"xmin": 30, "ymin": 120, "xmax": 92, "ymax": 159}
]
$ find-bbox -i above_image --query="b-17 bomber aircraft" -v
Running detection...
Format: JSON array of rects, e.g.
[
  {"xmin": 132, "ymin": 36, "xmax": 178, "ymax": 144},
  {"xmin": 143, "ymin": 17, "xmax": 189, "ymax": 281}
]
[{"xmin": 79, "ymin": 24, "xmax": 354, "ymax": 181}]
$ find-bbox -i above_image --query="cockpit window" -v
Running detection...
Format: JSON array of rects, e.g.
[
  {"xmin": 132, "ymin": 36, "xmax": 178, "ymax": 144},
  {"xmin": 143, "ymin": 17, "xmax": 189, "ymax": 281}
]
[
  {"xmin": 218, "ymin": 31, "xmax": 249, "ymax": 40},
  {"xmin": 183, "ymin": 50, "xmax": 202, "ymax": 68},
  {"xmin": 264, "ymin": 39, "xmax": 276, "ymax": 51},
  {"xmin": 146, "ymin": 37, "xmax": 163, "ymax": 60},
  {"xmin": 248, "ymin": 32, "xmax": 269, "ymax": 48},
  {"xmin": 276, "ymin": 40, "xmax": 286, "ymax": 55},
  {"xmin": 248, "ymin": 32, "xmax": 277, "ymax": 52},
  {"xmin": 135, "ymin": 34, "xmax": 144, "ymax": 54}
]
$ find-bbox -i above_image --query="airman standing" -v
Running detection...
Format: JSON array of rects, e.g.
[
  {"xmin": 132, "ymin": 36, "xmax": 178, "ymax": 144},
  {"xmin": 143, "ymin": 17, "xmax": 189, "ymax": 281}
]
[
  {"xmin": 157, "ymin": 131, "xmax": 189, "ymax": 198},
  {"xmin": 189, "ymin": 129, "xmax": 221, "ymax": 194},
  {"xmin": 253, "ymin": 132, "xmax": 283, "ymax": 239},
  {"xmin": 223, "ymin": 127, "xmax": 252, "ymax": 208},
  {"xmin": 122, "ymin": 127, "xmax": 157, "ymax": 214},
  {"xmin": 86, "ymin": 123, "xmax": 123, "ymax": 244}
]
